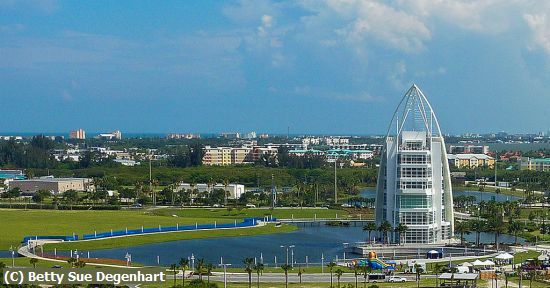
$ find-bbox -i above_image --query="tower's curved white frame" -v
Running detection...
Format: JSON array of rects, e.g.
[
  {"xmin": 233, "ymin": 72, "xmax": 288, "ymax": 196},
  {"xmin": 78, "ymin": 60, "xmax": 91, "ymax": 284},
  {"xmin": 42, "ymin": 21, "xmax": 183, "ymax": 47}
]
[{"xmin": 375, "ymin": 84, "xmax": 454, "ymax": 244}]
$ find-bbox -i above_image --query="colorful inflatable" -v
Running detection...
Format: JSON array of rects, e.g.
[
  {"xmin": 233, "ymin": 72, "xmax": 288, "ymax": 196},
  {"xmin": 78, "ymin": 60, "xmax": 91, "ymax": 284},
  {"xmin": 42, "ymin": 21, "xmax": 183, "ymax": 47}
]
[{"xmin": 351, "ymin": 251, "xmax": 396, "ymax": 270}]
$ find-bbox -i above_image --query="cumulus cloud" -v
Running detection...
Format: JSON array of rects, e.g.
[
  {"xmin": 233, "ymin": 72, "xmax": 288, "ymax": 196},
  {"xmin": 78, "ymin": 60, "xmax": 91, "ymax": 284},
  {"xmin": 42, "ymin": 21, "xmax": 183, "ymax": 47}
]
[{"xmin": 524, "ymin": 13, "xmax": 550, "ymax": 54}]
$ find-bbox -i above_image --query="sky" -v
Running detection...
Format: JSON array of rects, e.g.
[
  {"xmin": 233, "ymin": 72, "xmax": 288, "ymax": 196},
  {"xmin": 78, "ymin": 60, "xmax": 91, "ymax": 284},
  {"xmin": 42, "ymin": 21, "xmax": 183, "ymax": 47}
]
[{"xmin": 1, "ymin": 0, "xmax": 550, "ymax": 135}]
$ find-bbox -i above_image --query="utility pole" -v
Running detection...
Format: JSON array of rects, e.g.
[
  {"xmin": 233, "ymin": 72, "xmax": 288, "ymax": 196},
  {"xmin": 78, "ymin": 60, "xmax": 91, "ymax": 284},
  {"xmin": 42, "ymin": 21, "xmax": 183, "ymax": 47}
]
[
  {"xmin": 149, "ymin": 155, "xmax": 154, "ymax": 206},
  {"xmin": 334, "ymin": 158, "xmax": 338, "ymax": 204},
  {"xmin": 271, "ymin": 174, "xmax": 277, "ymax": 208},
  {"xmin": 494, "ymin": 152, "xmax": 498, "ymax": 189}
]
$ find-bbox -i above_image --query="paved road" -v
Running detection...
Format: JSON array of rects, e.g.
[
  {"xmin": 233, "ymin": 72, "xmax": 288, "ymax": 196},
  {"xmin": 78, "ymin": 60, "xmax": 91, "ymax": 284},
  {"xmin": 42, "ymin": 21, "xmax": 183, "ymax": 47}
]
[{"xmin": 170, "ymin": 272, "xmax": 416, "ymax": 283}]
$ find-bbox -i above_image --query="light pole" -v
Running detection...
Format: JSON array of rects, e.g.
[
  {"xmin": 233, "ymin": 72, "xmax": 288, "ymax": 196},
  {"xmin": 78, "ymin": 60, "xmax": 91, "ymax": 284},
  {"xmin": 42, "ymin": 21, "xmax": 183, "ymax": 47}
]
[
  {"xmin": 191, "ymin": 254, "xmax": 195, "ymax": 270},
  {"xmin": 280, "ymin": 245, "xmax": 295, "ymax": 266},
  {"xmin": 343, "ymin": 243, "xmax": 349, "ymax": 263},
  {"xmin": 218, "ymin": 263, "xmax": 232, "ymax": 288},
  {"xmin": 321, "ymin": 253, "xmax": 325, "ymax": 274},
  {"xmin": 125, "ymin": 253, "xmax": 132, "ymax": 267},
  {"xmin": 9, "ymin": 246, "xmax": 15, "ymax": 267},
  {"xmin": 334, "ymin": 158, "xmax": 338, "ymax": 204}
]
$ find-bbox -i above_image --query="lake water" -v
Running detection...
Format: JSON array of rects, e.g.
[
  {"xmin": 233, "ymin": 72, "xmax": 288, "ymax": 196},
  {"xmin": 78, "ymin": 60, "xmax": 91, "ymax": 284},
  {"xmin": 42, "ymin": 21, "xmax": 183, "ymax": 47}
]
[
  {"xmin": 69, "ymin": 225, "xmax": 522, "ymax": 267},
  {"xmin": 360, "ymin": 188, "xmax": 522, "ymax": 202}
]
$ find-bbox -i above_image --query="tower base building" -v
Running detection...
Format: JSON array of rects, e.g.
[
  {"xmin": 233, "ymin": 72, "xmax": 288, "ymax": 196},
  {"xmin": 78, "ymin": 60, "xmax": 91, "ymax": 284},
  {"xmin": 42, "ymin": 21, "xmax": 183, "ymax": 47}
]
[{"xmin": 375, "ymin": 84, "xmax": 454, "ymax": 244}]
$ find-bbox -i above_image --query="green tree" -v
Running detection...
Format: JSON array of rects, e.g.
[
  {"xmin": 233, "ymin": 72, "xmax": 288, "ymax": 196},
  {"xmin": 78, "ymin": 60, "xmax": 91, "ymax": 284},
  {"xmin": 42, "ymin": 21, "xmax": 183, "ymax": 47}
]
[
  {"xmin": 196, "ymin": 258, "xmax": 205, "ymax": 281},
  {"xmin": 377, "ymin": 221, "xmax": 392, "ymax": 244},
  {"xmin": 170, "ymin": 263, "xmax": 178, "ymax": 288},
  {"xmin": 63, "ymin": 189, "xmax": 79, "ymax": 210},
  {"xmin": 335, "ymin": 268, "xmax": 344, "ymax": 288},
  {"xmin": 29, "ymin": 258, "xmax": 38, "ymax": 268},
  {"xmin": 327, "ymin": 261, "xmax": 337, "ymax": 288},
  {"xmin": 454, "ymin": 220, "xmax": 470, "ymax": 246},
  {"xmin": 508, "ymin": 221, "xmax": 523, "ymax": 245},
  {"xmin": 179, "ymin": 258, "xmax": 189, "ymax": 287},
  {"xmin": 205, "ymin": 263, "xmax": 214, "ymax": 284},
  {"xmin": 414, "ymin": 263, "xmax": 424, "ymax": 288},
  {"xmin": 243, "ymin": 257, "xmax": 254, "ymax": 288},
  {"xmin": 253, "ymin": 263, "xmax": 264, "ymax": 288},
  {"xmin": 394, "ymin": 223, "xmax": 408, "ymax": 245},
  {"xmin": 280, "ymin": 264, "xmax": 292, "ymax": 288},
  {"xmin": 362, "ymin": 265, "xmax": 372, "ymax": 287},
  {"xmin": 363, "ymin": 223, "xmax": 377, "ymax": 244}
]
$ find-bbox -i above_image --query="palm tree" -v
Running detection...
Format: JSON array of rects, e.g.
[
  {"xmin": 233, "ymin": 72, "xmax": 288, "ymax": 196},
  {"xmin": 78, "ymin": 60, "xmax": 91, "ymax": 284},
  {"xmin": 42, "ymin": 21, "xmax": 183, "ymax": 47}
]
[
  {"xmin": 414, "ymin": 263, "xmax": 424, "ymax": 288},
  {"xmin": 253, "ymin": 263, "xmax": 264, "ymax": 288},
  {"xmin": 433, "ymin": 263, "xmax": 444, "ymax": 288},
  {"xmin": 377, "ymin": 221, "xmax": 392, "ymax": 244},
  {"xmin": 280, "ymin": 264, "xmax": 292, "ymax": 288},
  {"xmin": 361, "ymin": 265, "xmax": 372, "ymax": 287},
  {"xmin": 327, "ymin": 261, "xmax": 337, "ymax": 288},
  {"xmin": 363, "ymin": 222, "xmax": 377, "ymax": 244},
  {"xmin": 243, "ymin": 257, "xmax": 254, "ymax": 288},
  {"xmin": 196, "ymin": 258, "xmax": 205, "ymax": 281},
  {"xmin": 470, "ymin": 219, "xmax": 485, "ymax": 247},
  {"xmin": 488, "ymin": 215, "xmax": 506, "ymax": 250},
  {"xmin": 352, "ymin": 265, "xmax": 360, "ymax": 288},
  {"xmin": 394, "ymin": 223, "xmax": 408, "ymax": 245},
  {"xmin": 170, "ymin": 263, "xmax": 178, "ymax": 287},
  {"xmin": 335, "ymin": 268, "xmax": 344, "ymax": 288},
  {"xmin": 297, "ymin": 267, "xmax": 304, "ymax": 283},
  {"xmin": 29, "ymin": 258, "xmax": 38, "ymax": 268},
  {"xmin": 178, "ymin": 258, "xmax": 189, "ymax": 287},
  {"xmin": 223, "ymin": 178, "xmax": 230, "ymax": 206},
  {"xmin": 454, "ymin": 220, "xmax": 470, "ymax": 246},
  {"xmin": 508, "ymin": 221, "xmax": 522, "ymax": 245},
  {"xmin": 0, "ymin": 262, "xmax": 5, "ymax": 283},
  {"xmin": 205, "ymin": 263, "xmax": 214, "ymax": 284}
]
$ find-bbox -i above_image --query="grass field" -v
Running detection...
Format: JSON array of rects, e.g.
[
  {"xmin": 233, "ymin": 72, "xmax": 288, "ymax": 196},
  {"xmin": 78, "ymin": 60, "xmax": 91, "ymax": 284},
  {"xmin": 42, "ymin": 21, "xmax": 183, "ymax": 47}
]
[
  {"xmin": 149, "ymin": 208, "xmax": 351, "ymax": 220},
  {"xmin": 0, "ymin": 208, "xmax": 312, "ymax": 251},
  {"xmin": 46, "ymin": 223, "xmax": 296, "ymax": 251}
]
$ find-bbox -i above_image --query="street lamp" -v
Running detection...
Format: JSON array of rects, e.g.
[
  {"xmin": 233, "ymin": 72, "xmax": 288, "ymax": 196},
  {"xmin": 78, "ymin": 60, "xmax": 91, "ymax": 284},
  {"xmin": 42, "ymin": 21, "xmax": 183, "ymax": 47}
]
[
  {"xmin": 342, "ymin": 243, "xmax": 349, "ymax": 263},
  {"xmin": 280, "ymin": 245, "xmax": 295, "ymax": 266},
  {"xmin": 191, "ymin": 254, "xmax": 195, "ymax": 270},
  {"xmin": 9, "ymin": 246, "xmax": 15, "ymax": 268},
  {"xmin": 218, "ymin": 263, "xmax": 232, "ymax": 288}
]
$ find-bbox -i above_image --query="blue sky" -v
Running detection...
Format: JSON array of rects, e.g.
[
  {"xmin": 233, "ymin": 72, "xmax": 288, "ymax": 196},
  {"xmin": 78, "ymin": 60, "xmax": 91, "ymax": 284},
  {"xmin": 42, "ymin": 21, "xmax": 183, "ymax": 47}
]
[{"xmin": 1, "ymin": 0, "xmax": 550, "ymax": 135}]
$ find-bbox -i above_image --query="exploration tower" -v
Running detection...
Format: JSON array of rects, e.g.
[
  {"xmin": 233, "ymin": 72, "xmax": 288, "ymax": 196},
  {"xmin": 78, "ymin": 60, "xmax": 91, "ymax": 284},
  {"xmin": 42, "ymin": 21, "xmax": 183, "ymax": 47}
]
[{"xmin": 375, "ymin": 84, "xmax": 454, "ymax": 244}]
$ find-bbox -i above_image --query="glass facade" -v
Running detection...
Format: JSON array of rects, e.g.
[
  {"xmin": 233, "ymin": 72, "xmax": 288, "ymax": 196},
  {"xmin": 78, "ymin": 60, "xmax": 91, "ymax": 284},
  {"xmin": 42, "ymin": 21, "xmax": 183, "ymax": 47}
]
[{"xmin": 398, "ymin": 195, "xmax": 432, "ymax": 208}]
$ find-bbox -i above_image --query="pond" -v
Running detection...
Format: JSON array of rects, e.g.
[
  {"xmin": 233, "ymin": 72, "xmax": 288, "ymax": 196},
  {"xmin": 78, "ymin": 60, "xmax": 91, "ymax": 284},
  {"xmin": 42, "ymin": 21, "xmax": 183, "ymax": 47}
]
[
  {"xmin": 360, "ymin": 188, "xmax": 522, "ymax": 202},
  {"xmin": 63, "ymin": 225, "xmax": 523, "ymax": 267}
]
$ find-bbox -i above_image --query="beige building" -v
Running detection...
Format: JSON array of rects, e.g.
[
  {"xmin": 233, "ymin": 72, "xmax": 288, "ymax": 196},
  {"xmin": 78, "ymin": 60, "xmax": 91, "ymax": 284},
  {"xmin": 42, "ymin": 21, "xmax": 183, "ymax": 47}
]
[
  {"xmin": 9, "ymin": 177, "xmax": 94, "ymax": 195},
  {"xmin": 69, "ymin": 129, "xmax": 86, "ymax": 140},
  {"xmin": 447, "ymin": 154, "xmax": 495, "ymax": 169},
  {"xmin": 203, "ymin": 146, "xmax": 268, "ymax": 165},
  {"xmin": 520, "ymin": 157, "xmax": 550, "ymax": 172}
]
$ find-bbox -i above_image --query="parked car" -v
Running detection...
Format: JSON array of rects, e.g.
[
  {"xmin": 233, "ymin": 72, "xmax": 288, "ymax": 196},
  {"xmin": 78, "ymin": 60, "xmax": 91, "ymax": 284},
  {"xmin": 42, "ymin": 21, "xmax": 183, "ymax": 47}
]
[
  {"xmin": 246, "ymin": 204, "xmax": 256, "ymax": 208},
  {"xmin": 387, "ymin": 276, "xmax": 407, "ymax": 283}
]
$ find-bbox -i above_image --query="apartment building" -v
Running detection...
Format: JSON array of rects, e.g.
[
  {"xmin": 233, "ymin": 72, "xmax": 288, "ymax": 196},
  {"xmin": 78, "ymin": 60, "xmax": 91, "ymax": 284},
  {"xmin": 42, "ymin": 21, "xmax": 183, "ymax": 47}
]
[
  {"xmin": 447, "ymin": 154, "xmax": 495, "ymax": 169},
  {"xmin": 448, "ymin": 145, "xmax": 489, "ymax": 154},
  {"xmin": 69, "ymin": 129, "xmax": 86, "ymax": 140},
  {"xmin": 520, "ymin": 157, "xmax": 550, "ymax": 172}
]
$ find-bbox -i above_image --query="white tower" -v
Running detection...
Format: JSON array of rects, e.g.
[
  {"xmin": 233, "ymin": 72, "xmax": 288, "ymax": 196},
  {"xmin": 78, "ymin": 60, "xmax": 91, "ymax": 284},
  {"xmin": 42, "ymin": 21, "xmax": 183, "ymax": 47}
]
[{"xmin": 375, "ymin": 84, "xmax": 454, "ymax": 244}]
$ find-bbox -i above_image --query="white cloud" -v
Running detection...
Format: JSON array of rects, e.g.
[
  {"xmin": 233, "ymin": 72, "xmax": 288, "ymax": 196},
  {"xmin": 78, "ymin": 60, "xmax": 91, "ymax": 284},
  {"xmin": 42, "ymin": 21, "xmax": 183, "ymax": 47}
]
[{"xmin": 524, "ymin": 13, "xmax": 550, "ymax": 55}]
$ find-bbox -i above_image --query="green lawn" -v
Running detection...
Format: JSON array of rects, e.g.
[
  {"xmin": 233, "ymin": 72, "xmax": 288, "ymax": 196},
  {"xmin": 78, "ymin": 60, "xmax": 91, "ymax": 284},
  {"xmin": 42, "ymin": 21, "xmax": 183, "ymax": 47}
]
[
  {"xmin": 46, "ymin": 223, "xmax": 296, "ymax": 251},
  {"xmin": 149, "ymin": 208, "xmax": 350, "ymax": 220},
  {"xmin": 0, "ymin": 209, "xmax": 302, "ymax": 250},
  {"xmin": 0, "ymin": 256, "xmax": 69, "ymax": 268}
]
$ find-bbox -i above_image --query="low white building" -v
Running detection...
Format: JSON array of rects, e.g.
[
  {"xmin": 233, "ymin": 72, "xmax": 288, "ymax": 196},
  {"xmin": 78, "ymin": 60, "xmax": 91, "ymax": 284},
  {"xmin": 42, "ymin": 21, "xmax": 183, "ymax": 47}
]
[{"xmin": 177, "ymin": 183, "xmax": 245, "ymax": 199}]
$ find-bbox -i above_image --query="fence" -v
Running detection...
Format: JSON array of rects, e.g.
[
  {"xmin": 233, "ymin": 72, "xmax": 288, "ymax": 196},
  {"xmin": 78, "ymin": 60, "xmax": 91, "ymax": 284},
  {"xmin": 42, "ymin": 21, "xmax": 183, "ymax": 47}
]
[{"xmin": 22, "ymin": 217, "xmax": 275, "ymax": 244}]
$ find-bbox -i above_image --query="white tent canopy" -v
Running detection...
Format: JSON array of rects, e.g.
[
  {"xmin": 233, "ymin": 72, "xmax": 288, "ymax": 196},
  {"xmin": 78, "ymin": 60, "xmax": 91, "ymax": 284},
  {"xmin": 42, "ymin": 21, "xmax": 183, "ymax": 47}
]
[
  {"xmin": 472, "ymin": 260, "xmax": 485, "ymax": 266},
  {"xmin": 461, "ymin": 262, "xmax": 473, "ymax": 267},
  {"xmin": 481, "ymin": 260, "xmax": 495, "ymax": 266},
  {"xmin": 495, "ymin": 253, "xmax": 514, "ymax": 260}
]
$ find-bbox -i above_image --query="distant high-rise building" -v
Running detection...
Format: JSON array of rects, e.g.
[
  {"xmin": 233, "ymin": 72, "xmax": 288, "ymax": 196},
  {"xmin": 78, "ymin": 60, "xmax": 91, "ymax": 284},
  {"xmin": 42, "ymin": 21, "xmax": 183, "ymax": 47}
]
[
  {"xmin": 69, "ymin": 129, "xmax": 86, "ymax": 140},
  {"xmin": 97, "ymin": 130, "xmax": 122, "ymax": 140},
  {"xmin": 375, "ymin": 84, "xmax": 454, "ymax": 244}
]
